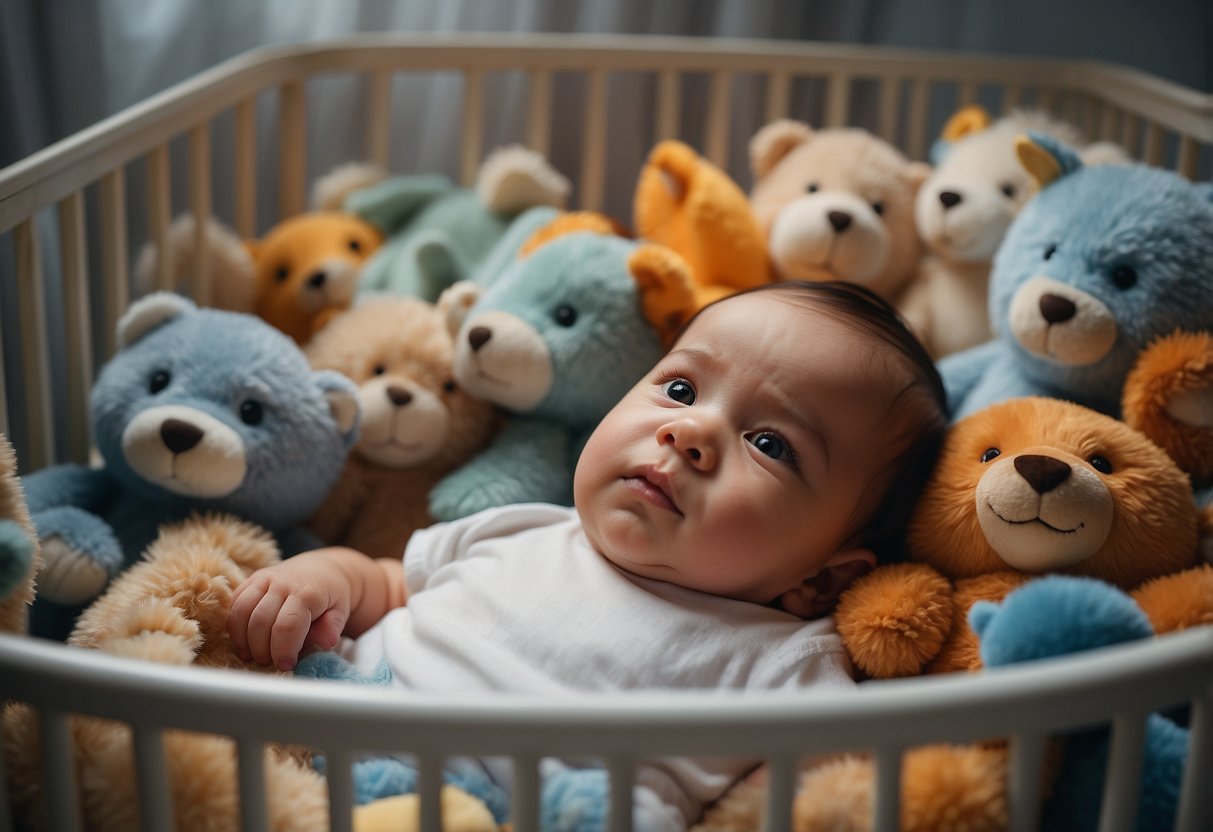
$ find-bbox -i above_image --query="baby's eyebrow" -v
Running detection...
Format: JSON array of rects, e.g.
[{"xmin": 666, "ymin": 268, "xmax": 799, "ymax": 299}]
[{"xmin": 664, "ymin": 346, "xmax": 723, "ymax": 370}]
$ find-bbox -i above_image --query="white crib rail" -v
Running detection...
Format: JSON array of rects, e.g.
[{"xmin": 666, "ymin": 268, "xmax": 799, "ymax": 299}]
[
  {"xmin": 0, "ymin": 627, "xmax": 1210, "ymax": 832},
  {"xmin": 1, "ymin": 34, "xmax": 1211, "ymax": 473}
]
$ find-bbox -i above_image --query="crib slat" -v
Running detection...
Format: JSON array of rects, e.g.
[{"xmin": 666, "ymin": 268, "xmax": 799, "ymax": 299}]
[
  {"xmin": 133, "ymin": 725, "xmax": 175, "ymax": 831},
  {"xmin": 234, "ymin": 97, "xmax": 257, "ymax": 238},
  {"xmin": 1097, "ymin": 714, "xmax": 1145, "ymax": 832},
  {"xmin": 278, "ymin": 80, "xmax": 307, "ymax": 219},
  {"xmin": 705, "ymin": 70, "xmax": 731, "ymax": 168},
  {"xmin": 1142, "ymin": 122, "xmax": 1165, "ymax": 167},
  {"xmin": 15, "ymin": 219, "xmax": 53, "ymax": 471},
  {"xmin": 1119, "ymin": 113, "xmax": 1141, "ymax": 158},
  {"xmin": 1100, "ymin": 106, "xmax": 1121, "ymax": 143},
  {"xmin": 418, "ymin": 752, "xmax": 444, "ymax": 832},
  {"xmin": 511, "ymin": 754, "xmax": 540, "ymax": 832},
  {"xmin": 765, "ymin": 70, "xmax": 790, "ymax": 123},
  {"xmin": 460, "ymin": 69, "xmax": 484, "ymax": 188},
  {"xmin": 237, "ymin": 738, "xmax": 269, "ymax": 832},
  {"xmin": 1008, "ymin": 732, "xmax": 1046, "ymax": 832},
  {"xmin": 607, "ymin": 756, "xmax": 635, "ymax": 832},
  {"xmin": 1176, "ymin": 687, "xmax": 1213, "ymax": 832},
  {"xmin": 188, "ymin": 123, "xmax": 213, "ymax": 307},
  {"xmin": 579, "ymin": 69, "xmax": 608, "ymax": 212},
  {"xmin": 906, "ymin": 78, "xmax": 929, "ymax": 161},
  {"xmin": 367, "ymin": 69, "xmax": 393, "ymax": 168},
  {"xmin": 147, "ymin": 143, "xmax": 172, "ymax": 292},
  {"xmin": 872, "ymin": 747, "xmax": 901, "ymax": 832},
  {"xmin": 0, "ymin": 324, "xmax": 7, "ymax": 462},
  {"xmin": 327, "ymin": 749, "xmax": 355, "ymax": 832},
  {"xmin": 958, "ymin": 80, "xmax": 977, "ymax": 107},
  {"xmin": 826, "ymin": 73, "xmax": 851, "ymax": 128},
  {"xmin": 98, "ymin": 168, "xmax": 129, "ymax": 357},
  {"xmin": 1003, "ymin": 83, "xmax": 1022, "ymax": 112},
  {"xmin": 1176, "ymin": 135, "xmax": 1198, "ymax": 179},
  {"xmin": 41, "ymin": 710, "xmax": 83, "ymax": 832},
  {"xmin": 656, "ymin": 69, "xmax": 680, "ymax": 141},
  {"xmin": 527, "ymin": 69, "xmax": 553, "ymax": 157},
  {"xmin": 56, "ymin": 190, "xmax": 93, "ymax": 464},
  {"xmin": 877, "ymin": 76, "xmax": 899, "ymax": 144},
  {"xmin": 763, "ymin": 755, "xmax": 797, "ymax": 832},
  {"xmin": 1084, "ymin": 98, "xmax": 1103, "ymax": 142},
  {"xmin": 0, "ymin": 712, "xmax": 12, "ymax": 832}
]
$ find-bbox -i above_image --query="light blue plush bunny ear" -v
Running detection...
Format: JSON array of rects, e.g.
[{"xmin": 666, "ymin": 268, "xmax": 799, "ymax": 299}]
[{"xmin": 1015, "ymin": 130, "xmax": 1084, "ymax": 189}]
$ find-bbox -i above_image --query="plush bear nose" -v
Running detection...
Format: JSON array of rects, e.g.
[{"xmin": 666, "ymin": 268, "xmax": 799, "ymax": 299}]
[
  {"xmin": 939, "ymin": 191, "xmax": 962, "ymax": 209},
  {"xmin": 386, "ymin": 385, "xmax": 413, "ymax": 407},
  {"xmin": 1039, "ymin": 293, "xmax": 1077, "ymax": 324},
  {"xmin": 467, "ymin": 326, "xmax": 492, "ymax": 352},
  {"xmin": 1014, "ymin": 454, "xmax": 1072, "ymax": 494},
  {"xmin": 827, "ymin": 211, "xmax": 853, "ymax": 232},
  {"xmin": 308, "ymin": 270, "xmax": 327, "ymax": 289},
  {"xmin": 160, "ymin": 418, "xmax": 204, "ymax": 454}
]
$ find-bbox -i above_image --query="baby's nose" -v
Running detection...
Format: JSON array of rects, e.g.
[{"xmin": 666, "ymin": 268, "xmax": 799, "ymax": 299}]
[{"xmin": 659, "ymin": 421, "xmax": 717, "ymax": 470}]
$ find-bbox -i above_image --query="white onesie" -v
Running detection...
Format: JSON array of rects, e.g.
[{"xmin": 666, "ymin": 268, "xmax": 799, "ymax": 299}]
[{"xmin": 342, "ymin": 503, "xmax": 856, "ymax": 829}]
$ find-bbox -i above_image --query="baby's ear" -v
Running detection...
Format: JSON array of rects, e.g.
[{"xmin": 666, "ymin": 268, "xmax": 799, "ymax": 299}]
[{"xmin": 780, "ymin": 549, "xmax": 875, "ymax": 619}]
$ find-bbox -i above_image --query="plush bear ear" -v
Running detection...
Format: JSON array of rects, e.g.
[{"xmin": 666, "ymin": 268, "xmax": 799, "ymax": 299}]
[
  {"xmin": 436, "ymin": 281, "xmax": 483, "ymax": 339},
  {"xmin": 904, "ymin": 161, "xmax": 933, "ymax": 192},
  {"xmin": 967, "ymin": 599, "xmax": 1001, "ymax": 640},
  {"xmin": 627, "ymin": 244, "xmax": 696, "ymax": 345},
  {"xmin": 476, "ymin": 144, "xmax": 571, "ymax": 216},
  {"xmin": 941, "ymin": 105, "xmax": 992, "ymax": 142},
  {"xmin": 117, "ymin": 291, "xmax": 195, "ymax": 348},
  {"xmin": 312, "ymin": 370, "xmax": 361, "ymax": 442},
  {"xmin": 750, "ymin": 119, "xmax": 813, "ymax": 180},
  {"xmin": 1015, "ymin": 131, "xmax": 1084, "ymax": 189}
]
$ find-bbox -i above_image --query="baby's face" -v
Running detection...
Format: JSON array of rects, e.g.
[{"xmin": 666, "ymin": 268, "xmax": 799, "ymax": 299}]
[{"xmin": 574, "ymin": 292, "xmax": 907, "ymax": 605}]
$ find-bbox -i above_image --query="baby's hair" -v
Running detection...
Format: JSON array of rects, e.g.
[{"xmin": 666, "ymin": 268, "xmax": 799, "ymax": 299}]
[{"xmin": 684, "ymin": 280, "xmax": 949, "ymax": 562}]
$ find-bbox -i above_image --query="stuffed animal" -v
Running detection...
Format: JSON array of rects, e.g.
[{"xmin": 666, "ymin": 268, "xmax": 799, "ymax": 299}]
[
  {"xmin": 304, "ymin": 296, "xmax": 501, "ymax": 558},
  {"xmin": 970, "ymin": 575, "xmax": 1190, "ymax": 832},
  {"xmin": 428, "ymin": 223, "xmax": 695, "ymax": 521},
  {"xmin": 747, "ymin": 119, "xmax": 930, "ymax": 305},
  {"xmin": 22, "ymin": 292, "xmax": 360, "ymax": 640},
  {"xmin": 0, "ymin": 433, "xmax": 39, "ymax": 634},
  {"xmin": 135, "ymin": 165, "xmax": 388, "ymax": 344},
  {"xmin": 939, "ymin": 132, "xmax": 1213, "ymax": 421},
  {"xmin": 2, "ymin": 513, "xmax": 498, "ymax": 832},
  {"xmin": 633, "ymin": 139, "xmax": 773, "ymax": 312},
  {"xmin": 351, "ymin": 145, "xmax": 570, "ymax": 302},
  {"xmin": 902, "ymin": 106, "xmax": 1128, "ymax": 358}
]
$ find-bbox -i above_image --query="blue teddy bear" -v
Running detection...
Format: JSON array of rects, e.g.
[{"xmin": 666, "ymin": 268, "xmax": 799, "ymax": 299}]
[
  {"xmin": 940, "ymin": 132, "xmax": 1213, "ymax": 421},
  {"xmin": 970, "ymin": 576, "xmax": 1189, "ymax": 832},
  {"xmin": 428, "ymin": 230, "xmax": 694, "ymax": 521},
  {"xmin": 23, "ymin": 292, "xmax": 360, "ymax": 639}
]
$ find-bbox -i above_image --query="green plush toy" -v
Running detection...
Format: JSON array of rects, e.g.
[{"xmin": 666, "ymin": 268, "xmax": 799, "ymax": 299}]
[{"xmin": 350, "ymin": 145, "xmax": 570, "ymax": 302}]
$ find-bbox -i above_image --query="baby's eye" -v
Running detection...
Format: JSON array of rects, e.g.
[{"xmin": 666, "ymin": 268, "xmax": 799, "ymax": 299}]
[
  {"xmin": 748, "ymin": 432, "xmax": 794, "ymax": 464},
  {"xmin": 662, "ymin": 379, "xmax": 695, "ymax": 405}
]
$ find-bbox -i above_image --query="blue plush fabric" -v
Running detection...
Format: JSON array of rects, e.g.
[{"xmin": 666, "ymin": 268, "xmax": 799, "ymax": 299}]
[
  {"xmin": 0, "ymin": 520, "xmax": 33, "ymax": 600},
  {"xmin": 23, "ymin": 293, "xmax": 359, "ymax": 639},
  {"xmin": 940, "ymin": 132, "xmax": 1213, "ymax": 421},
  {"xmin": 970, "ymin": 576, "xmax": 1188, "ymax": 832},
  {"xmin": 430, "ymin": 232, "xmax": 670, "ymax": 521}
]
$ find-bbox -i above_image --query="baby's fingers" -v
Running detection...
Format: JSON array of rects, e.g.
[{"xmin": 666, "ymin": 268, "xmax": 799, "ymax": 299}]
[
  {"xmin": 243, "ymin": 591, "xmax": 289, "ymax": 667},
  {"xmin": 269, "ymin": 596, "xmax": 319, "ymax": 671},
  {"xmin": 227, "ymin": 577, "xmax": 270, "ymax": 662}
]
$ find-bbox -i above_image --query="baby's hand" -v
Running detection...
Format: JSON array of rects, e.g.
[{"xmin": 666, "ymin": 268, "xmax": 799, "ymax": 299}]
[{"xmin": 227, "ymin": 551, "xmax": 354, "ymax": 671}]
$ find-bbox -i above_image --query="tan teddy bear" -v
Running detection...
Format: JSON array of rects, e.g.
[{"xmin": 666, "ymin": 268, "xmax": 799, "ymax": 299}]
[
  {"xmin": 748, "ymin": 119, "xmax": 930, "ymax": 306},
  {"xmin": 304, "ymin": 296, "xmax": 501, "ymax": 558}
]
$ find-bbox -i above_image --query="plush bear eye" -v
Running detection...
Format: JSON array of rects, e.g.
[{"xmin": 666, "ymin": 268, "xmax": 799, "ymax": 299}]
[
  {"xmin": 980, "ymin": 447, "xmax": 1001, "ymax": 463},
  {"xmin": 554, "ymin": 305, "xmax": 577, "ymax": 327},
  {"xmin": 442, "ymin": 379, "xmax": 457, "ymax": 393},
  {"xmin": 871, "ymin": 201, "xmax": 885, "ymax": 216},
  {"xmin": 149, "ymin": 370, "xmax": 171, "ymax": 394},
  {"xmin": 274, "ymin": 265, "xmax": 290, "ymax": 283},
  {"xmin": 372, "ymin": 364, "xmax": 386, "ymax": 376},
  {"xmin": 1000, "ymin": 183, "xmax": 1017, "ymax": 199},
  {"xmin": 1043, "ymin": 244, "xmax": 1057, "ymax": 261},
  {"xmin": 806, "ymin": 182, "xmax": 819, "ymax": 194},
  {"xmin": 1110, "ymin": 265, "xmax": 1137, "ymax": 290},
  {"xmin": 348, "ymin": 238, "xmax": 363, "ymax": 253},
  {"xmin": 1089, "ymin": 455, "xmax": 1114, "ymax": 475},
  {"xmin": 239, "ymin": 400, "xmax": 264, "ymax": 426}
]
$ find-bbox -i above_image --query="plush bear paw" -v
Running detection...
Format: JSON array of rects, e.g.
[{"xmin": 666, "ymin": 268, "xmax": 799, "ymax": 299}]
[{"xmin": 31, "ymin": 506, "xmax": 123, "ymax": 605}]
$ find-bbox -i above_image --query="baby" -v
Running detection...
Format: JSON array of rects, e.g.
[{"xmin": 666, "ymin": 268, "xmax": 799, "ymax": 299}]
[{"xmin": 227, "ymin": 280, "xmax": 948, "ymax": 831}]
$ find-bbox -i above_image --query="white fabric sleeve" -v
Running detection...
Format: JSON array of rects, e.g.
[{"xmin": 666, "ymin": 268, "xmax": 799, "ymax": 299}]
[{"xmin": 402, "ymin": 503, "xmax": 575, "ymax": 597}]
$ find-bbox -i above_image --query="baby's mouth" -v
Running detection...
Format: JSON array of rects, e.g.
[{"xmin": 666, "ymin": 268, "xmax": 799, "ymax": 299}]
[{"xmin": 624, "ymin": 472, "xmax": 682, "ymax": 515}]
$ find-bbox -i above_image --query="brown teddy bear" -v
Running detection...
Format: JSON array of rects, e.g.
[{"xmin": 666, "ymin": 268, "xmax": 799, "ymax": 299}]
[
  {"xmin": 304, "ymin": 296, "xmax": 501, "ymax": 558},
  {"xmin": 0, "ymin": 434, "xmax": 39, "ymax": 635},
  {"xmin": 748, "ymin": 119, "xmax": 930, "ymax": 306},
  {"xmin": 633, "ymin": 140, "xmax": 773, "ymax": 313},
  {"xmin": 3, "ymin": 513, "xmax": 499, "ymax": 832}
]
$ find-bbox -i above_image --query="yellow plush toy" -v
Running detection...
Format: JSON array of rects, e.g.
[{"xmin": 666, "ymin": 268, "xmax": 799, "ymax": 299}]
[
  {"xmin": 633, "ymin": 140, "xmax": 773, "ymax": 312},
  {"xmin": 304, "ymin": 296, "xmax": 501, "ymax": 559}
]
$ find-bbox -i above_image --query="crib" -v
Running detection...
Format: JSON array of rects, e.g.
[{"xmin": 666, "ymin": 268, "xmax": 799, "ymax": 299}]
[{"xmin": 0, "ymin": 33, "xmax": 1211, "ymax": 832}]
